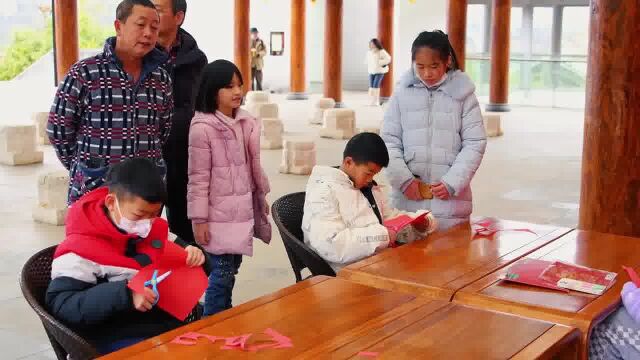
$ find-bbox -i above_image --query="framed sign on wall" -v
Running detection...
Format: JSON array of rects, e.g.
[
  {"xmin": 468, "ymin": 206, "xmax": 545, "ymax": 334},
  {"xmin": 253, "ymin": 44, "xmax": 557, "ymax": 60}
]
[{"xmin": 270, "ymin": 31, "xmax": 285, "ymax": 56}]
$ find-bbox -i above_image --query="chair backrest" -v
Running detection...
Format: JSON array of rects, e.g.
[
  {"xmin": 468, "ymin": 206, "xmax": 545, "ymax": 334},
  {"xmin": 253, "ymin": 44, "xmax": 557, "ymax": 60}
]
[
  {"xmin": 271, "ymin": 192, "xmax": 336, "ymax": 282},
  {"xmin": 19, "ymin": 246, "xmax": 99, "ymax": 360}
]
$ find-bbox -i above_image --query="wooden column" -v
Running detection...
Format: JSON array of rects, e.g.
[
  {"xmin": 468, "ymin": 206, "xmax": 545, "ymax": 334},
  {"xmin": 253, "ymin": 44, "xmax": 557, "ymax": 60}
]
[
  {"xmin": 53, "ymin": 0, "xmax": 79, "ymax": 83},
  {"xmin": 486, "ymin": 0, "xmax": 511, "ymax": 112},
  {"xmin": 234, "ymin": 0, "xmax": 251, "ymax": 93},
  {"xmin": 287, "ymin": 0, "xmax": 308, "ymax": 100},
  {"xmin": 378, "ymin": 0, "xmax": 394, "ymax": 102},
  {"xmin": 446, "ymin": 0, "xmax": 467, "ymax": 71},
  {"xmin": 324, "ymin": 0, "xmax": 343, "ymax": 107},
  {"xmin": 578, "ymin": 0, "xmax": 640, "ymax": 237}
]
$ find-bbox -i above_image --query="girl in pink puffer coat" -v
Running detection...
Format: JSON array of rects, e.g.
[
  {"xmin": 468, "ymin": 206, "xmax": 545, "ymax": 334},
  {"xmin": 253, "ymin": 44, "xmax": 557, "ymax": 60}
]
[{"xmin": 187, "ymin": 60, "xmax": 271, "ymax": 316}]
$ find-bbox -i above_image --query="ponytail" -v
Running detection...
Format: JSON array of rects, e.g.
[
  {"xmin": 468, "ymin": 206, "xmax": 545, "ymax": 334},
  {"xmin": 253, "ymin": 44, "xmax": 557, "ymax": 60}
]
[{"xmin": 411, "ymin": 30, "xmax": 460, "ymax": 71}]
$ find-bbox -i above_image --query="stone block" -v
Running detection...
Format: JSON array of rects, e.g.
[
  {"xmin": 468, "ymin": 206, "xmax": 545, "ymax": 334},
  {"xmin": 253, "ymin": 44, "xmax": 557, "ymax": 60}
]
[
  {"xmin": 320, "ymin": 108, "xmax": 356, "ymax": 139},
  {"xmin": 32, "ymin": 112, "xmax": 50, "ymax": 145},
  {"xmin": 33, "ymin": 170, "xmax": 69, "ymax": 226},
  {"xmin": 245, "ymin": 91, "xmax": 270, "ymax": 104},
  {"xmin": 279, "ymin": 139, "xmax": 316, "ymax": 175},
  {"xmin": 260, "ymin": 118, "xmax": 284, "ymax": 149},
  {"xmin": 246, "ymin": 102, "xmax": 279, "ymax": 119},
  {"xmin": 358, "ymin": 127, "xmax": 380, "ymax": 135},
  {"xmin": 483, "ymin": 113, "xmax": 503, "ymax": 137},
  {"xmin": 309, "ymin": 98, "xmax": 336, "ymax": 125},
  {"xmin": 0, "ymin": 125, "xmax": 43, "ymax": 165}
]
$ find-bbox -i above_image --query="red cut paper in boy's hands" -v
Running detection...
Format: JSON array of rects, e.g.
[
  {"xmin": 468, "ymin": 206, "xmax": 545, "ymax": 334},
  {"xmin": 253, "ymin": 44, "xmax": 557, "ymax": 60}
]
[
  {"xmin": 384, "ymin": 212, "xmax": 429, "ymax": 233},
  {"xmin": 623, "ymin": 266, "xmax": 640, "ymax": 287},
  {"xmin": 128, "ymin": 244, "xmax": 208, "ymax": 321}
]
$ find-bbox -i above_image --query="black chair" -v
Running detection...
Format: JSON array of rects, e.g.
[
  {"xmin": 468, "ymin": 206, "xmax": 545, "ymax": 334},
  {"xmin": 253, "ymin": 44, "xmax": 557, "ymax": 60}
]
[
  {"xmin": 20, "ymin": 246, "xmax": 99, "ymax": 360},
  {"xmin": 20, "ymin": 245, "xmax": 203, "ymax": 360},
  {"xmin": 271, "ymin": 192, "xmax": 336, "ymax": 282}
]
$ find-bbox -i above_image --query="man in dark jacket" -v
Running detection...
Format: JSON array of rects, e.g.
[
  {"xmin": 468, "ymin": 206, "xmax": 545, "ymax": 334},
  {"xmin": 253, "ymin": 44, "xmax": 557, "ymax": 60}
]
[{"xmin": 153, "ymin": 0, "xmax": 207, "ymax": 244}]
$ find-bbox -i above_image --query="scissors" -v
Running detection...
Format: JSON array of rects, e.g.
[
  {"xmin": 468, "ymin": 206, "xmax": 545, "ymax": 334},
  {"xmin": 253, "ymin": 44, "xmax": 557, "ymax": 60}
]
[{"xmin": 143, "ymin": 270, "xmax": 172, "ymax": 306}]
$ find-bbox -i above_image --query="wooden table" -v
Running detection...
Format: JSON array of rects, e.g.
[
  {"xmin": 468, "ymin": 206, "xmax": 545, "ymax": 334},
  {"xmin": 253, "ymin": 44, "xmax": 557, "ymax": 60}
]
[
  {"xmin": 326, "ymin": 304, "xmax": 579, "ymax": 360},
  {"xmin": 102, "ymin": 276, "xmax": 579, "ymax": 359},
  {"xmin": 454, "ymin": 230, "xmax": 640, "ymax": 359},
  {"xmin": 339, "ymin": 218, "xmax": 571, "ymax": 300}
]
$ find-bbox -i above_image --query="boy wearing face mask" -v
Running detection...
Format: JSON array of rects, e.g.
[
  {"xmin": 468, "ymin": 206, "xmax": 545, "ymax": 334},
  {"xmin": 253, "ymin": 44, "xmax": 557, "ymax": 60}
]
[{"xmin": 45, "ymin": 158, "xmax": 208, "ymax": 354}]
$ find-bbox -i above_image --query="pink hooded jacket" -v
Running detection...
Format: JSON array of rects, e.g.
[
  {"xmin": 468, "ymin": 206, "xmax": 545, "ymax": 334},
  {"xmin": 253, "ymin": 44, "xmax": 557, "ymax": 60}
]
[{"xmin": 187, "ymin": 109, "xmax": 271, "ymax": 256}]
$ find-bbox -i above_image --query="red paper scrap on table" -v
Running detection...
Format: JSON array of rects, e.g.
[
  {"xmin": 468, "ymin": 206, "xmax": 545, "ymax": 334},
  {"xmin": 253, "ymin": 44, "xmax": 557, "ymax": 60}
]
[
  {"xmin": 170, "ymin": 328, "xmax": 293, "ymax": 352},
  {"xmin": 623, "ymin": 266, "xmax": 640, "ymax": 287},
  {"xmin": 384, "ymin": 212, "xmax": 429, "ymax": 233},
  {"xmin": 502, "ymin": 258, "xmax": 568, "ymax": 292},
  {"xmin": 472, "ymin": 219, "xmax": 537, "ymax": 237},
  {"xmin": 127, "ymin": 243, "xmax": 208, "ymax": 321}
]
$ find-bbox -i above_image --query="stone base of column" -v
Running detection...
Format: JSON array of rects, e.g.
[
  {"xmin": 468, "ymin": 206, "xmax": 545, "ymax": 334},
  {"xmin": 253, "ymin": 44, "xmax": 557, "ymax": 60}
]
[
  {"xmin": 286, "ymin": 92, "xmax": 309, "ymax": 100},
  {"xmin": 485, "ymin": 103, "xmax": 511, "ymax": 112}
]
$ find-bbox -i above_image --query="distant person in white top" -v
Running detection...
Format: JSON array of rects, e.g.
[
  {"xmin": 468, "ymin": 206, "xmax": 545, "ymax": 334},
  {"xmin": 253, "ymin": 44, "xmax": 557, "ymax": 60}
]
[{"xmin": 366, "ymin": 38, "xmax": 392, "ymax": 106}]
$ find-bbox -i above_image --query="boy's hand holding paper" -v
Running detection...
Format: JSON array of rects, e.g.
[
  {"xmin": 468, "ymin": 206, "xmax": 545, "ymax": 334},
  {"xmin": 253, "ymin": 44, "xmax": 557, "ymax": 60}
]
[{"xmin": 128, "ymin": 244, "xmax": 208, "ymax": 321}]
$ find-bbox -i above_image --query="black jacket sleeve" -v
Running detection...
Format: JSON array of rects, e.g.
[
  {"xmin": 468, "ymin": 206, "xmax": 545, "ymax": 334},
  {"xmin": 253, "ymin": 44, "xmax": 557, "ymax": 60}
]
[{"xmin": 45, "ymin": 277, "xmax": 133, "ymax": 328}]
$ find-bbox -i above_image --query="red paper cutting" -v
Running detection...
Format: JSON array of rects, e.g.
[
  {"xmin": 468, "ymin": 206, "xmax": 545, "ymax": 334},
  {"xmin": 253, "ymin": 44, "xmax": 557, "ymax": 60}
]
[
  {"xmin": 127, "ymin": 244, "xmax": 208, "ymax": 321},
  {"xmin": 384, "ymin": 212, "xmax": 429, "ymax": 233},
  {"xmin": 473, "ymin": 219, "xmax": 537, "ymax": 237},
  {"xmin": 624, "ymin": 266, "xmax": 640, "ymax": 287},
  {"xmin": 169, "ymin": 328, "xmax": 294, "ymax": 353}
]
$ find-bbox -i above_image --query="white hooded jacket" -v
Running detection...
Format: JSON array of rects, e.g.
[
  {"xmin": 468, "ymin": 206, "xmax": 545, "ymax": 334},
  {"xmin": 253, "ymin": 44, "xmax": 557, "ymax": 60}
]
[{"xmin": 302, "ymin": 166, "xmax": 437, "ymax": 272}]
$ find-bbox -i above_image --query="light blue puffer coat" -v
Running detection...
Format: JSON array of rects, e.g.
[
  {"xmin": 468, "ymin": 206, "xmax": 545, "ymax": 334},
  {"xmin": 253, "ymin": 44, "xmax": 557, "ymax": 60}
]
[{"xmin": 381, "ymin": 69, "xmax": 487, "ymax": 229}]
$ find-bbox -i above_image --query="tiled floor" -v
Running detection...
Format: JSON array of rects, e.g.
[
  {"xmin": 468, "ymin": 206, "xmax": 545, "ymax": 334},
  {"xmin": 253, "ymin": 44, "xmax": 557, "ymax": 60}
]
[{"xmin": 0, "ymin": 88, "xmax": 584, "ymax": 358}]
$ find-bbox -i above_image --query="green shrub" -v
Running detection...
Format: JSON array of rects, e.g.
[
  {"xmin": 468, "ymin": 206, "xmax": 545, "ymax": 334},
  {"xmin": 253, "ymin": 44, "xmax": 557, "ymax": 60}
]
[{"xmin": 0, "ymin": 0, "xmax": 113, "ymax": 81}]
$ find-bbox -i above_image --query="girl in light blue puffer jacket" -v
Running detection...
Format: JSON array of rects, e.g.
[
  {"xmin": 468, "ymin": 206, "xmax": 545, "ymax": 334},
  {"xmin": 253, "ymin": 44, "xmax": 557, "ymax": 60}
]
[{"xmin": 381, "ymin": 30, "xmax": 487, "ymax": 230}]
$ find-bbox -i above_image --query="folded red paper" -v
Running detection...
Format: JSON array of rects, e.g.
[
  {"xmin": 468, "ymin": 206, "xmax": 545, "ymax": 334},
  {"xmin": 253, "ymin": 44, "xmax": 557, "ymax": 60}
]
[
  {"xmin": 502, "ymin": 258, "xmax": 568, "ymax": 292},
  {"xmin": 384, "ymin": 212, "xmax": 429, "ymax": 233},
  {"xmin": 127, "ymin": 244, "xmax": 208, "ymax": 321}
]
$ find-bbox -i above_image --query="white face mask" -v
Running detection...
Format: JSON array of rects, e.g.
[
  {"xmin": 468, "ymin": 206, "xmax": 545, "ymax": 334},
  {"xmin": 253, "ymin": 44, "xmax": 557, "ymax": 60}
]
[{"xmin": 114, "ymin": 198, "xmax": 153, "ymax": 238}]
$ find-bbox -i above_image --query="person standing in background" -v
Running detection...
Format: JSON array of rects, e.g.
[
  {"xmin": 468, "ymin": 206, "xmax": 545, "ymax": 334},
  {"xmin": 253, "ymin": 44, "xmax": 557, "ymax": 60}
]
[
  {"xmin": 154, "ymin": 0, "xmax": 207, "ymax": 245},
  {"xmin": 250, "ymin": 27, "xmax": 267, "ymax": 91},
  {"xmin": 366, "ymin": 38, "xmax": 392, "ymax": 106}
]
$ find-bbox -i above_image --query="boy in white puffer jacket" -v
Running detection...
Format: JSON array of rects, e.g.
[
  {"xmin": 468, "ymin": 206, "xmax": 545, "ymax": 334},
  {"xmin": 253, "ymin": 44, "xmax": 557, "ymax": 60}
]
[{"xmin": 302, "ymin": 133, "xmax": 437, "ymax": 272}]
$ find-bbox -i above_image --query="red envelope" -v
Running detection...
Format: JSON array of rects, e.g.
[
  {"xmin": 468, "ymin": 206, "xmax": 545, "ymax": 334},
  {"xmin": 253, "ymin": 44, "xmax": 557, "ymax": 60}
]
[{"xmin": 128, "ymin": 245, "xmax": 208, "ymax": 321}]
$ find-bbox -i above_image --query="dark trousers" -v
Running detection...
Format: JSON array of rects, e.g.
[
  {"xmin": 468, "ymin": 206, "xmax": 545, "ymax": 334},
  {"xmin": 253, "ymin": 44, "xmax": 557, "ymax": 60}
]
[
  {"xmin": 164, "ymin": 155, "xmax": 195, "ymax": 244},
  {"xmin": 251, "ymin": 67, "xmax": 263, "ymax": 91}
]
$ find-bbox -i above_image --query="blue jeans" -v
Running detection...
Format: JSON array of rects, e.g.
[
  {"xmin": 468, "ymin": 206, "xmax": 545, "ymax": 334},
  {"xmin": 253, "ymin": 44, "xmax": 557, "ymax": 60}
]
[
  {"xmin": 369, "ymin": 73, "xmax": 385, "ymax": 88},
  {"xmin": 203, "ymin": 253, "xmax": 243, "ymax": 316}
]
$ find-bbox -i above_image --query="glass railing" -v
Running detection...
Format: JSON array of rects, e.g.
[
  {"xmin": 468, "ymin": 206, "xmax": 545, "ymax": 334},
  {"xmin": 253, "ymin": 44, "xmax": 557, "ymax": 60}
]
[{"xmin": 465, "ymin": 55, "xmax": 587, "ymax": 109}]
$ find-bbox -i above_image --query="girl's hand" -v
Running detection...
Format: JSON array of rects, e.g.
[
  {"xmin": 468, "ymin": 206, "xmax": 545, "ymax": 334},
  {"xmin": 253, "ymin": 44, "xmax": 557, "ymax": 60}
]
[
  {"xmin": 194, "ymin": 223, "xmax": 209, "ymax": 245},
  {"xmin": 431, "ymin": 182, "xmax": 451, "ymax": 200},
  {"xmin": 184, "ymin": 245, "xmax": 206, "ymax": 267},
  {"xmin": 403, "ymin": 180, "xmax": 423, "ymax": 201}
]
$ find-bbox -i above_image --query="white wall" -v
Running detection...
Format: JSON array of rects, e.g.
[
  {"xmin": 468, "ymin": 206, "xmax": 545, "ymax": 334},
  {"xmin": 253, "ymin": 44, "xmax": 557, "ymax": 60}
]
[
  {"xmin": 182, "ymin": 0, "xmax": 448, "ymax": 93},
  {"xmin": 393, "ymin": 0, "xmax": 447, "ymax": 80}
]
